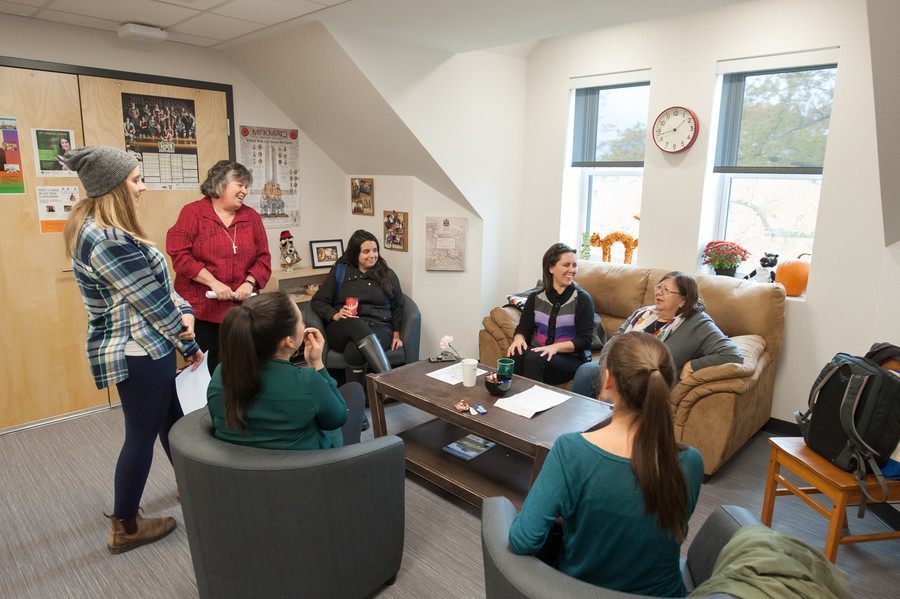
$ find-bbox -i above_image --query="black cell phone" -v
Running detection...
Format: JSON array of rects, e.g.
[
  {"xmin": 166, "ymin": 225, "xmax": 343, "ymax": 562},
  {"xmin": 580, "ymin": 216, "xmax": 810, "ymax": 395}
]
[{"xmin": 428, "ymin": 355, "xmax": 455, "ymax": 363}]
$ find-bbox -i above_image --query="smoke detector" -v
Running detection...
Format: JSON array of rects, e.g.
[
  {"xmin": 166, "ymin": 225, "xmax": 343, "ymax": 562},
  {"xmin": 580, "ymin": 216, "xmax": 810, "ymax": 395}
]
[{"xmin": 117, "ymin": 23, "xmax": 168, "ymax": 43}]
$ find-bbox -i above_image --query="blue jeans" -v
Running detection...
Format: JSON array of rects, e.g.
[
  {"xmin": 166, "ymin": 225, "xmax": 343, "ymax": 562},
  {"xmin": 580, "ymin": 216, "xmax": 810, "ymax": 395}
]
[{"xmin": 571, "ymin": 361, "xmax": 601, "ymax": 398}]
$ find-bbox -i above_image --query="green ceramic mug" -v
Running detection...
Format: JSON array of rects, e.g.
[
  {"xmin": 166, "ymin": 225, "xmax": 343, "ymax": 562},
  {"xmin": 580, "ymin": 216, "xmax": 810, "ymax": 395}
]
[{"xmin": 497, "ymin": 358, "xmax": 515, "ymax": 378}]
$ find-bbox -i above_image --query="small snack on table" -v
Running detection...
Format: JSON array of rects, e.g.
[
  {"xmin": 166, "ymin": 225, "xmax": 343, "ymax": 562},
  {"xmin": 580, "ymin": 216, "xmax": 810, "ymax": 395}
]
[{"xmin": 455, "ymin": 399, "xmax": 470, "ymax": 413}]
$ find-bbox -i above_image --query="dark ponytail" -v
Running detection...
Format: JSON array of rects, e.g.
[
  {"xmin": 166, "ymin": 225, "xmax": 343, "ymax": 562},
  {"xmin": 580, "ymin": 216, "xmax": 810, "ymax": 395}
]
[
  {"xmin": 604, "ymin": 331, "xmax": 689, "ymax": 542},
  {"xmin": 219, "ymin": 290, "xmax": 299, "ymax": 433}
]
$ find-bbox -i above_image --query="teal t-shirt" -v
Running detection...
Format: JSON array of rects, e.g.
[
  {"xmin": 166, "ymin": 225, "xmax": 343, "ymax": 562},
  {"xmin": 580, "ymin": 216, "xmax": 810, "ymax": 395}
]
[
  {"xmin": 207, "ymin": 359, "xmax": 348, "ymax": 450},
  {"xmin": 508, "ymin": 433, "xmax": 704, "ymax": 597}
]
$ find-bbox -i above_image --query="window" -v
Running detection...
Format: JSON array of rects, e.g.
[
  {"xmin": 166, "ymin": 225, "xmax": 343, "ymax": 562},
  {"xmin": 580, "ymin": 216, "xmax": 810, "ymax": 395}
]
[
  {"xmin": 712, "ymin": 60, "xmax": 837, "ymax": 264},
  {"xmin": 569, "ymin": 81, "xmax": 649, "ymax": 263}
]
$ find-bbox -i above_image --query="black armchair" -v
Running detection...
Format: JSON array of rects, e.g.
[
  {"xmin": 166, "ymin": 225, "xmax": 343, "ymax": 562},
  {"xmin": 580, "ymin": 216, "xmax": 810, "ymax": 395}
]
[
  {"xmin": 169, "ymin": 410, "xmax": 406, "ymax": 599},
  {"xmin": 481, "ymin": 498, "xmax": 757, "ymax": 599},
  {"xmin": 299, "ymin": 294, "xmax": 421, "ymax": 371}
]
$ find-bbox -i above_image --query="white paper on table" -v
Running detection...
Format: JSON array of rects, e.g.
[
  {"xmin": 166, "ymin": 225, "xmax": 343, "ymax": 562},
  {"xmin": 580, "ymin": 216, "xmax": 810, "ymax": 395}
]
[
  {"xmin": 175, "ymin": 351, "xmax": 211, "ymax": 415},
  {"xmin": 494, "ymin": 385, "xmax": 571, "ymax": 418},
  {"xmin": 426, "ymin": 361, "xmax": 488, "ymax": 385}
]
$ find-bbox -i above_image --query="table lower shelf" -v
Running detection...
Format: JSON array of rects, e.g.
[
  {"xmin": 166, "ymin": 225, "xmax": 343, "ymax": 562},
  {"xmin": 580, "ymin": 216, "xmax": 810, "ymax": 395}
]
[{"xmin": 398, "ymin": 418, "xmax": 534, "ymax": 510}]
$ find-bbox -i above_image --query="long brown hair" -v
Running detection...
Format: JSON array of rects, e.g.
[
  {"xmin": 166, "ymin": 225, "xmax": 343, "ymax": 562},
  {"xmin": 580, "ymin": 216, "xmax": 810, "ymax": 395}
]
[
  {"xmin": 541, "ymin": 242, "xmax": 577, "ymax": 293},
  {"xmin": 63, "ymin": 178, "xmax": 153, "ymax": 257},
  {"xmin": 344, "ymin": 229, "xmax": 394, "ymax": 297},
  {"xmin": 219, "ymin": 291, "xmax": 299, "ymax": 433},
  {"xmin": 604, "ymin": 331, "xmax": 690, "ymax": 542}
]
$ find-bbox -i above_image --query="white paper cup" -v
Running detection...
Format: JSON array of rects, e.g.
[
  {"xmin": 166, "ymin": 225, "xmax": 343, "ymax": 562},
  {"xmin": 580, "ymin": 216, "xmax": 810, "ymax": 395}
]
[{"xmin": 461, "ymin": 358, "xmax": 478, "ymax": 387}]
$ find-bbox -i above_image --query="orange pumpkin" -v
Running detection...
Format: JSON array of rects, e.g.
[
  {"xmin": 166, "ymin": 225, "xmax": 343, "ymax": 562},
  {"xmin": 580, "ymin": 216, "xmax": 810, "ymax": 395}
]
[{"xmin": 775, "ymin": 253, "xmax": 811, "ymax": 296}]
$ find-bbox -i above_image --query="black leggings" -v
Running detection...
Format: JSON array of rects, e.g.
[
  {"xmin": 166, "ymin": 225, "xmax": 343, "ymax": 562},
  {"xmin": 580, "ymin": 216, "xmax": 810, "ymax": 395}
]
[
  {"xmin": 325, "ymin": 318, "xmax": 392, "ymax": 367},
  {"xmin": 512, "ymin": 349, "xmax": 586, "ymax": 386},
  {"xmin": 194, "ymin": 319, "xmax": 221, "ymax": 373},
  {"xmin": 338, "ymin": 382, "xmax": 366, "ymax": 445},
  {"xmin": 113, "ymin": 351, "xmax": 183, "ymax": 520}
]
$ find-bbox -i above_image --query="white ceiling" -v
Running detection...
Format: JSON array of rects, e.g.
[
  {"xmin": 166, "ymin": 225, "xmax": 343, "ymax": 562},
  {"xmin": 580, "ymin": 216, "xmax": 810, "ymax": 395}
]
[{"xmin": 0, "ymin": 0, "xmax": 750, "ymax": 54}]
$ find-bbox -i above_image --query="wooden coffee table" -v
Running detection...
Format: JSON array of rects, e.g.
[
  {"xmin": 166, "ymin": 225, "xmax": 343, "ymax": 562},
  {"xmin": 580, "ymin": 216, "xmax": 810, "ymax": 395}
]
[{"xmin": 366, "ymin": 360, "xmax": 612, "ymax": 509}]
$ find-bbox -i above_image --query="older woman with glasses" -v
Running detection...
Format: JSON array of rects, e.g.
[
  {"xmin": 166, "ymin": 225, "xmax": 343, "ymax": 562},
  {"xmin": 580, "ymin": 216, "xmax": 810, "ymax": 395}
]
[{"xmin": 570, "ymin": 271, "xmax": 742, "ymax": 399}]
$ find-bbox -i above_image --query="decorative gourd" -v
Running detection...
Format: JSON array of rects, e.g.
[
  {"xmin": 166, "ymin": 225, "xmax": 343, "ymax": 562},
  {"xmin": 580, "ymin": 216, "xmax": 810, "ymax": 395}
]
[{"xmin": 775, "ymin": 253, "xmax": 811, "ymax": 296}]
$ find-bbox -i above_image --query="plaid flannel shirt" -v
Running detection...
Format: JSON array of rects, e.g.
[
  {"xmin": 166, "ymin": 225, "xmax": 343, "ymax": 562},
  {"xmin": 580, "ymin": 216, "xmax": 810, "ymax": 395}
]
[{"xmin": 72, "ymin": 218, "xmax": 200, "ymax": 389}]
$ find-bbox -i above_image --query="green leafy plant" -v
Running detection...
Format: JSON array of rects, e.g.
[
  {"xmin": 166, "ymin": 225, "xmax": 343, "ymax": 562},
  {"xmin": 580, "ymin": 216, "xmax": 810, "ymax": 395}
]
[{"xmin": 702, "ymin": 241, "xmax": 750, "ymax": 270}]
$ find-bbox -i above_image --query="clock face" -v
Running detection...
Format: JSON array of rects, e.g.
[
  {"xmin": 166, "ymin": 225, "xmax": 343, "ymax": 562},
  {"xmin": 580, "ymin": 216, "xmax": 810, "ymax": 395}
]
[{"xmin": 653, "ymin": 106, "xmax": 699, "ymax": 153}]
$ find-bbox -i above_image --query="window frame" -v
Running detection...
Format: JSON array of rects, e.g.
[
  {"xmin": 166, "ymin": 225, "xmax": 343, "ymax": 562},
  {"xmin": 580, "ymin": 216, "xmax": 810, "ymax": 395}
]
[{"xmin": 709, "ymin": 54, "xmax": 838, "ymax": 255}]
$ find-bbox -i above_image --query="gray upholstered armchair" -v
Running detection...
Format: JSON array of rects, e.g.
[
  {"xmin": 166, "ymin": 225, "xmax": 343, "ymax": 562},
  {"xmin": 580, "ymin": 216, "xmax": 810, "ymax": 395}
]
[
  {"xmin": 169, "ymin": 410, "xmax": 406, "ymax": 599},
  {"xmin": 481, "ymin": 498, "xmax": 756, "ymax": 599},
  {"xmin": 299, "ymin": 294, "xmax": 421, "ymax": 371}
]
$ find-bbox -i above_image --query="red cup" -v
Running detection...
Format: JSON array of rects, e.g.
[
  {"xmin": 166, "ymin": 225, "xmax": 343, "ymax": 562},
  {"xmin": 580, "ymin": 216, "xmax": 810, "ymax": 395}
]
[{"xmin": 345, "ymin": 297, "xmax": 359, "ymax": 316}]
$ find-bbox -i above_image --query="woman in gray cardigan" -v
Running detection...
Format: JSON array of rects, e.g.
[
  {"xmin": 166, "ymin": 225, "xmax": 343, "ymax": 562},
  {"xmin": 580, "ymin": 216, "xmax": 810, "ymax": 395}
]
[{"xmin": 570, "ymin": 271, "xmax": 742, "ymax": 399}]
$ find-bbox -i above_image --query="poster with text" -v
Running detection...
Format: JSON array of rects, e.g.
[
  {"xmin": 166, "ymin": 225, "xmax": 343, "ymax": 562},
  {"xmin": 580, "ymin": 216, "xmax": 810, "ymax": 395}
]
[
  {"xmin": 121, "ymin": 93, "xmax": 199, "ymax": 190},
  {"xmin": 425, "ymin": 216, "xmax": 466, "ymax": 271},
  {"xmin": 37, "ymin": 185, "xmax": 80, "ymax": 233},
  {"xmin": 32, "ymin": 128, "xmax": 79, "ymax": 177},
  {"xmin": 0, "ymin": 117, "xmax": 25, "ymax": 194},
  {"xmin": 239, "ymin": 125, "xmax": 300, "ymax": 228}
]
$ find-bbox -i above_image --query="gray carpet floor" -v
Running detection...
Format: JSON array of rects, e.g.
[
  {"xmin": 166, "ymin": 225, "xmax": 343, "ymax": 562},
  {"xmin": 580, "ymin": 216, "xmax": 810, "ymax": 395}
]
[{"xmin": 1, "ymin": 403, "xmax": 898, "ymax": 598}]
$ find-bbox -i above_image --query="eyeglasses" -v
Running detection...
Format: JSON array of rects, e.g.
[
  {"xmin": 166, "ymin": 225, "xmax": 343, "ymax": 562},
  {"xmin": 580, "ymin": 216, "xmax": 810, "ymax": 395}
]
[{"xmin": 654, "ymin": 284, "xmax": 682, "ymax": 296}]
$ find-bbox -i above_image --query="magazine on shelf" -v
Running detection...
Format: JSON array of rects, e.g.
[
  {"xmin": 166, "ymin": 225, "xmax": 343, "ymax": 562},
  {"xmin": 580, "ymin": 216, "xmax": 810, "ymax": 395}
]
[{"xmin": 442, "ymin": 434, "xmax": 496, "ymax": 461}]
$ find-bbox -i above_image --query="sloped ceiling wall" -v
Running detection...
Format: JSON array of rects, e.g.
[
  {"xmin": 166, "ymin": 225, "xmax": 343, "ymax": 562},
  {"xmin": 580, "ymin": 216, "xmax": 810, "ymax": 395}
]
[
  {"xmin": 222, "ymin": 21, "xmax": 472, "ymax": 212},
  {"xmin": 867, "ymin": 0, "xmax": 900, "ymax": 246}
]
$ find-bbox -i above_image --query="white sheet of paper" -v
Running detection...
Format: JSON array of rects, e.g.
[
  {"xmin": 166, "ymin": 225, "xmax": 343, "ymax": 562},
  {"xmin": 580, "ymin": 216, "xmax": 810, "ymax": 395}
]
[
  {"xmin": 494, "ymin": 385, "xmax": 571, "ymax": 418},
  {"xmin": 175, "ymin": 351, "xmax": 211, "ymax": 415},
  {"xmin": 426, "ymin": 361, "xmax": 488, "ymax": 385}
]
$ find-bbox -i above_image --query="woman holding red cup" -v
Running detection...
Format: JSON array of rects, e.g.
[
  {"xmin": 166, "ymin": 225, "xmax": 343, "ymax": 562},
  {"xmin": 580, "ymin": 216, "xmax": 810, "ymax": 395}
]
[{"xmin": 311, "ymin": 230, "xmax": 404, "ymax": 392}]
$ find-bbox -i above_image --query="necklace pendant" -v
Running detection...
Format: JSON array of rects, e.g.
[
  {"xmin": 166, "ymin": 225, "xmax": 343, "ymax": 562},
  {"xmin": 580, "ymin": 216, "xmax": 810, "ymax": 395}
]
[{"xmin": 232, "ymin": 242, "xmax": 237, "ymax": 254}]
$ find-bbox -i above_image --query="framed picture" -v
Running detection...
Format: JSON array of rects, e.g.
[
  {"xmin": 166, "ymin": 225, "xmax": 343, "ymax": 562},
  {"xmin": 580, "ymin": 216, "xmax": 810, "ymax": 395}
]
[
  {"xmin": 350, "ymin": 177, "xmax": 374, "ymax": 215},
  {"xmin": 383, "ymin": 210, "xmax": 408, "ymax": 252},
  {"xmin": 425, "ymin": 216, "xmax": 467, "ymax": 271},
  {"xmin": 309, "ymin": 239, "xmax": 344, "ymax": 269}
]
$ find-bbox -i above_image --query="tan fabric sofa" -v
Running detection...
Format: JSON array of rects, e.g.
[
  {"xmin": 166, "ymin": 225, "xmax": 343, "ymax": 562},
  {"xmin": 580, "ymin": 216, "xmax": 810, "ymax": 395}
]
[{"xmin": 478, "ymin": 261, "xmax": 786, "ymax": 476}]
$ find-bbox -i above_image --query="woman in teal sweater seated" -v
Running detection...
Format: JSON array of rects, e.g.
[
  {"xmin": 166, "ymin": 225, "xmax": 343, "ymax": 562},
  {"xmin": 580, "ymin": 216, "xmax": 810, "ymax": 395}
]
[
  {"xmin": 508, "ymin": 331, "xmax": 704, "ymax": 597},
  {"xmin": 207, "ymin": 290, "xmax": 365, "ymax": 449}
]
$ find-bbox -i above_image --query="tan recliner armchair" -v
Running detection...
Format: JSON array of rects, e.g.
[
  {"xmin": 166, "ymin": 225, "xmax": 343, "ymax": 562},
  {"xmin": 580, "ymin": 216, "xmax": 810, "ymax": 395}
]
[{"xmin": 479, "ymin": 261, "xmax": 786, "ymax": 476}]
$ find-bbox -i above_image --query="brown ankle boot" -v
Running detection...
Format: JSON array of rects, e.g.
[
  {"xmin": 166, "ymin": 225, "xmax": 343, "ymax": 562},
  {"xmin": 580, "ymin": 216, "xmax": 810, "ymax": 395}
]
[{"xmin": 105, "ymin": 511, "xmax": 176, "ymax": 554}]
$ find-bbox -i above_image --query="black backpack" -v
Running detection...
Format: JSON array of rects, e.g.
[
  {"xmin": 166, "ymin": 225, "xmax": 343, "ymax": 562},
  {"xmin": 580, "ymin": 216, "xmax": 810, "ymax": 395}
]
[{"xmin": 795, "ymin": 346, "xmax": 900, "ymax": 516}]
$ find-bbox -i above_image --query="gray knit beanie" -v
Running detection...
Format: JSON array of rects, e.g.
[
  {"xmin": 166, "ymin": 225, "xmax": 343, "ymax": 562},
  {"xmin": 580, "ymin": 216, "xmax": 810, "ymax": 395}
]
[{"xmin": 60, "ymin": 146, "xmax": 139, "ymax": 197}]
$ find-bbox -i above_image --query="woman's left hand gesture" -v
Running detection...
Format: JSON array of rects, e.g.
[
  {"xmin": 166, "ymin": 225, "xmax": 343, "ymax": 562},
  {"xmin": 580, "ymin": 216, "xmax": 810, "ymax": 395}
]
[
  {"xmin": 531, "ymin": 344, "xmax": 559, "ymax": 361},
  {"xmin": 185, "ymin": 350, "xmax": 205, "ymax": 371},
  {"xmin": 303, "ymin": 327, "xmax": 326, "ymax": 368},
  {"xmin": 391, "ymin": 334, "xmax": 403, "ymax": 351},
  {"xmin": 234, "ymin": 280, "xmax": 255, "ymax": 302}
]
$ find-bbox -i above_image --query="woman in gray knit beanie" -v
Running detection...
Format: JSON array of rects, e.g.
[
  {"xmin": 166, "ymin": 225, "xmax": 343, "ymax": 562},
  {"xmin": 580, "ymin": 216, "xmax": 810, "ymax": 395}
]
[{"xmin": 62, "ymin": 146, "xmax": 204, "ymax": 554}]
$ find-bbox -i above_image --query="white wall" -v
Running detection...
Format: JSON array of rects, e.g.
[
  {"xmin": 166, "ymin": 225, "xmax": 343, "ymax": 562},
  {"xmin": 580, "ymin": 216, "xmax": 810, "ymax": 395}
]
[
  {"xmin": 521, "ymin": 0, "xmax": 900, "ymax": 420},
  {"xmin": 329, "ymin": 29, "xmax": 527, "ymax": 320}
]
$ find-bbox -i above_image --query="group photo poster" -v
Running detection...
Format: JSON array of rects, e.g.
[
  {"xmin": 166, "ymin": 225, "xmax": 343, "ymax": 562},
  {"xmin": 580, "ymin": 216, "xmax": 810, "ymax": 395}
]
[
  {"xmin": 425, "ymin": 216, "xmax": 467, "ymax": 271},
  {"xmin": 239, "ymin": 125, "xmax": 300, "ymax": 228},
  {"xmin": 36, "ymin": 185, "xmax": 80, "ymax": 233},
  {"xmin": 121, "ymin": 93, "xmax": 199, "ymax": 190},
  {"xmin": 31, "ymin": 129, "xmax": 78, "ymax": 178},
  {"xmin": 0, "ymin": 117, "xmax": 25, "ymax": 194}
]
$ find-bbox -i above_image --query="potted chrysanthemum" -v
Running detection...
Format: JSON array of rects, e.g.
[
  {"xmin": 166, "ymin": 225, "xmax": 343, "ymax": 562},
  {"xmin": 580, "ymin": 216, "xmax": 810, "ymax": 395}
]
[{"xmin": 702, "ymin": 241, "xmax": 750, "ymax": 277}]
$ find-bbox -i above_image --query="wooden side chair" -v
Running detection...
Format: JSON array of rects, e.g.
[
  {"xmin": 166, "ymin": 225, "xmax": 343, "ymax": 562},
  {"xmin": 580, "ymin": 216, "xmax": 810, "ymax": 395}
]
[{"xmin": 761, "ymin": 436, "xmax": 900, "ymax": 562}]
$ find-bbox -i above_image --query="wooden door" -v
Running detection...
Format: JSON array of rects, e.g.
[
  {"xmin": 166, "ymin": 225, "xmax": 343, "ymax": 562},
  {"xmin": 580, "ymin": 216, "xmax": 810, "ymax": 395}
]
[
  {"xmin": 0, "ymin": 67, "xmax": 230, "ymax": 429},
  {"xmin": 0, "ymin": 66, "xmax": 105, "ymax": 428}
]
